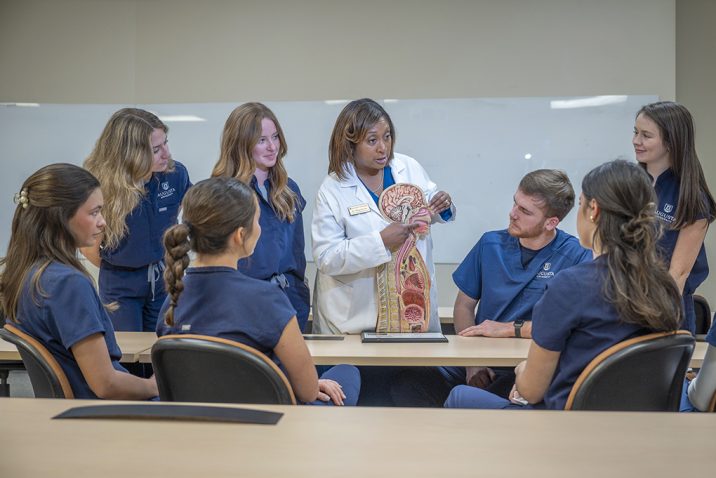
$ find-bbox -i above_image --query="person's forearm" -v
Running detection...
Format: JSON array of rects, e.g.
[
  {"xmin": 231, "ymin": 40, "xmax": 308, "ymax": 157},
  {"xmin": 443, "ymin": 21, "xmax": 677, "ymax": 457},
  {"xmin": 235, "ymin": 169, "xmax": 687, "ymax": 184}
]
[
  {"xmin": 93, "ymin": 371, "xmax": 157, "ymax": 400},
  {"xmin": 688, "ymin": 345, "xmax": 716, "ymax": 411},
  {"xmin": 453, "ymin": 307, "xmax": 475, "ymax": 334},
  {"xmin": 521, "ymin": 321, "xmax": 532, "ymax": 339}
]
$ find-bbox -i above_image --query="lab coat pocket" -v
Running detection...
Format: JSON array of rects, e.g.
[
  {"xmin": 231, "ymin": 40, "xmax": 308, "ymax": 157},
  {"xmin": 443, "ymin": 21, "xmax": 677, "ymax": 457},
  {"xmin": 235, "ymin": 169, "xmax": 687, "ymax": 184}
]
[{"xmin": 317, "ymin": 274, "xmax": 355, "ymax": 329}]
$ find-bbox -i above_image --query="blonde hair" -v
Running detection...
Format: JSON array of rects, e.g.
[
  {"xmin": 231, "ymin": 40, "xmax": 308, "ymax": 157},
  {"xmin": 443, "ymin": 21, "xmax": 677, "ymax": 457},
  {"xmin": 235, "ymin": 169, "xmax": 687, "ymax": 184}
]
[
  {"xmin": 84, "ymin": 108, "xmax": 173, "ymax": 250},
  {"xmin": 212, "ymin": 102, "xmax": 297, "ymax": 221}
]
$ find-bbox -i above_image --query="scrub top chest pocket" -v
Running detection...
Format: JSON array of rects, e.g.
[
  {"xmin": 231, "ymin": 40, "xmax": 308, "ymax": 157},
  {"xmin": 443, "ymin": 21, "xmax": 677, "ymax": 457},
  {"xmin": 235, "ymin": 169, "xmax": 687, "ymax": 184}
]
[{"xmin": 156, "ymin": 180, "xmax": 181, "ymax": 216}]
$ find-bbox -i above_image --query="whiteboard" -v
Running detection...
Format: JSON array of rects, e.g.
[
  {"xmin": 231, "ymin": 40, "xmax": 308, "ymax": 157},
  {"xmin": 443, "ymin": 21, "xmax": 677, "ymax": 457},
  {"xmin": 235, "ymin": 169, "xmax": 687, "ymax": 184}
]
[{"xmin": 0, "ymin": 95, "xmax": 657, "ymax": 263}]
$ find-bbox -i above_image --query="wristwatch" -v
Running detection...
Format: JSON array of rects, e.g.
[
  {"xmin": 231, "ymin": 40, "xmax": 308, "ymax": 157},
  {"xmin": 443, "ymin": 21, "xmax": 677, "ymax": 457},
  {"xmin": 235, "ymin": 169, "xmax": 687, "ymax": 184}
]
[{"xmin": 514, "ymin": 320, "xmax": 525, "ymax": 338}]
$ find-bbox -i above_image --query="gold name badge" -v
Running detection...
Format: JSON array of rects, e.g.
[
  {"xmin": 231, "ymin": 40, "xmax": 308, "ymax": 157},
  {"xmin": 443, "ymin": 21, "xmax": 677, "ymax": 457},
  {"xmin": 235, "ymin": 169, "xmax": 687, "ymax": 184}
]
[{"xmin": 348, "ymin": 203, "xmax": 371, "ymax": 216}]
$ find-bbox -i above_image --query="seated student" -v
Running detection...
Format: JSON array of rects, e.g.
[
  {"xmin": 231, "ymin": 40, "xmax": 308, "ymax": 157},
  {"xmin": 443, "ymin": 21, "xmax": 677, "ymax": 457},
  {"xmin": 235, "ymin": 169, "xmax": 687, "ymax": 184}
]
[
  {"xmin": 445, "ymin": 160, "xmax": 682, "ymax": 410},
  {"xmin": 157, "ymin": 177, "xmax": 360, "ymax": 406},
  {"xmin": 0, "ymin": 164, "xmax": 158, "ymax": 399},
  {"xmin": 682, "ymin": 319, "xmax": 716, "ymax": 411},
  {"xmin": 399, "ymin": 170, "xmax": 590, "ymax": 406}
]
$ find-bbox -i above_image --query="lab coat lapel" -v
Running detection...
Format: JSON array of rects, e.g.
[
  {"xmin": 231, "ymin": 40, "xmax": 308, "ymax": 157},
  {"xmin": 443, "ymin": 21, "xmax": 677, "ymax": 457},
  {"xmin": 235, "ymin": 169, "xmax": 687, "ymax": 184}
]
[{"xmin": 341, "ymin": 163, "xmax": 383, "ymax": 217}]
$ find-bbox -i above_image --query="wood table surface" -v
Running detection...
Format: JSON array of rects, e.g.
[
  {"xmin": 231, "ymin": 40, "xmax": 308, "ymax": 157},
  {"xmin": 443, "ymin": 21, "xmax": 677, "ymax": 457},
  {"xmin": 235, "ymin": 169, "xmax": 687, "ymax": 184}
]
[{"xmin": 0, "ymin": 397, "xmax": 713, "ymax": 478}]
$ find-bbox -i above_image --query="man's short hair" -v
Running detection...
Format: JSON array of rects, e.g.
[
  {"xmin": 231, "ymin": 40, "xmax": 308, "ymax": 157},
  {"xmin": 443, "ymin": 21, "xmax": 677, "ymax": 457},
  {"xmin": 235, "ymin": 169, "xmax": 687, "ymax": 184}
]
[{"xmin": 518, "ymin": 169, "xmax": 575, "ymax": 220}]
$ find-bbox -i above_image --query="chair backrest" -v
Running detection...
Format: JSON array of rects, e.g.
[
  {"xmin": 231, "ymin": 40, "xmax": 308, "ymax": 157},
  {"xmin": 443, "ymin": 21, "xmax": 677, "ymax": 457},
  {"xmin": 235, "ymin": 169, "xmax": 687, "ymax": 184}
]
[
  {"xmin": 151, "ymin": 334, "xmax": 297, "ymax": 405},
  {"xmin": 693, "ymin": 295, "xmax": 712, "ymax": 335},
  {"xmin": 0, "ymin": 323, "xmax": 74, "ymax": 399},
  {"xmin": 565, "ymin": 331, "xmax": 694, "ymax": 411}
]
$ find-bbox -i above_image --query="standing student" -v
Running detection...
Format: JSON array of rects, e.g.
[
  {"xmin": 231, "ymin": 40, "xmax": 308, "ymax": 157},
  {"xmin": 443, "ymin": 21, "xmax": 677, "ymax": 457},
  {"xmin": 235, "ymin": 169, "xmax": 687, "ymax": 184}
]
[
  {"xmin": 633, "ymin": 101, "xmax": 715, "ymax": 334},
  {"xmin": 157, "ymin": 177, "xmax": 360, "ymax": 406},
  {"xmin": 212, "ymin": 103, "xmax": 310, "ymax": 331},
  {"xmin": 312, "ymin": 98, "xmax": 455, "ymax": 335},
  {"xmin": 82, "ymin": 108, "xmax": 192, "ymax": 333},
  {"xmin": 445, "ymin": 160, "xmax": 682, "ymax": 410},
  {"xmin": 0, "ymin": 164, "xmax": 157, "ymax": 399}
]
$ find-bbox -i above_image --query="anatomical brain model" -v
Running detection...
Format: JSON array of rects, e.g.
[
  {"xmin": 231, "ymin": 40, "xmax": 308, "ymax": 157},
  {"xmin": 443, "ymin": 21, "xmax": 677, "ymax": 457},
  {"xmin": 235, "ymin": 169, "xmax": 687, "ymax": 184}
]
[{"xmin": 375, "ymin": 183, "xmax": 431, "ymax": 333}]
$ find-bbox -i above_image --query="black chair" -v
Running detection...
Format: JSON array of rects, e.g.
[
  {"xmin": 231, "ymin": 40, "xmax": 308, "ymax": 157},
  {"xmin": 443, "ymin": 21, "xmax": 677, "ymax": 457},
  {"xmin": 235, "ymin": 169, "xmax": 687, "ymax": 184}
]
[
  {"xmin": 152, "ymin": 334, "xmax": 296, "ymax": 405},
  {"xmin": 693, "ymin": 295, "xmax": 712, "ymax": 335},
  {"xmin": 0, "ymin": 323, "xmax": 74, "ymax": 399},
  {"xmin": 565, "ymin": 331, "xmax": 694, "ymax": 411}
]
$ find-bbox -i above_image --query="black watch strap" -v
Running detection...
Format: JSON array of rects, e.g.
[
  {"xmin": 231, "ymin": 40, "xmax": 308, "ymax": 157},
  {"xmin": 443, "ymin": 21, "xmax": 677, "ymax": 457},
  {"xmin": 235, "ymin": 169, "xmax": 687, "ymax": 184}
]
[{"xmin": 514, "ymin": 320, "xmax": 524, "ymax": 338}]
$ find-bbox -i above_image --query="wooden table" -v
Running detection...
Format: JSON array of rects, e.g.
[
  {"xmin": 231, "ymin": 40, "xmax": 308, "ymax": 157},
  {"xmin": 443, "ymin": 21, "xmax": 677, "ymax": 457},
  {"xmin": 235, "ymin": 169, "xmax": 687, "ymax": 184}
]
[
  {"xmin": 133, "ymin": 333, "xmax": 709, "ymax": 367},
  {"xmin": 306, "ymin": 335, "xmax": 710, "ymax": 367},
  {"xmin": 113, "ymin": 332, "xmax": 158, "ymax": 363},
  {"xmin": 0, "ymin": 332, "xmax": 157, "ymax": 364},
  {"xmin": 3, "ymin": 331, "xmax": 709, "ymax": 368},
  {"xmin": 0, "ymin": 397, "xmax": 713, "ymax": 477},
  {"xmin": 304, "ymin": 334, "xmax": 533, "ymax": 367},
  {"xmin": 0, "ymin": 337, "xmax": 22, "ymax": 361}
]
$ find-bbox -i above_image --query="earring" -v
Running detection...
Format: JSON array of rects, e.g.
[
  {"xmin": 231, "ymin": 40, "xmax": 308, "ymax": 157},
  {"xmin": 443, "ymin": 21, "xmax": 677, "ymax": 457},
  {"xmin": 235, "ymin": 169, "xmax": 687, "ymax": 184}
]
[{"xmin": 589, "ymin": 215, "xmax": 594, "ymax": 222}]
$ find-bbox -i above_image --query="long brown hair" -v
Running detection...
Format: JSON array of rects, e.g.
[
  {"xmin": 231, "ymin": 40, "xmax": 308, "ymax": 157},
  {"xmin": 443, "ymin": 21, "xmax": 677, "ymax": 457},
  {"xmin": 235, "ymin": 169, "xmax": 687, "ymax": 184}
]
[
  {"xmin": 582, "ymin": 160, "xmax": 681, "ymax": 331},
  {"xmin": 162, "ymin": 177, "xmax": 257, "ymax": 326},
  {"xmin": 84, "ymin": 108, "xmax": 173, "ymax": 249},
  {"xmin": 0, "ymin": 164, "xmax": 100, "ymax": 322},
  {"xmin": 636, "ymin": 101, "xmax": 715, "ymax": 228},
  {"xmin": 328, "ymin": 98, "xmax": 396, "ymax": 180},
  {"xmin": 212, "ymin": 102, "xmax": 297, "ymax": 221}
]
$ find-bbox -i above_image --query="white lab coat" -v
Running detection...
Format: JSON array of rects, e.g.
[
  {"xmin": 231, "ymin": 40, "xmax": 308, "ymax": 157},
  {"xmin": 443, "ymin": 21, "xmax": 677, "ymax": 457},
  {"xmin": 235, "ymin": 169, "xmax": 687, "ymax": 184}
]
[{"xmin": 311, "ymin": 153, "xmax": 456, "ymax": 334}]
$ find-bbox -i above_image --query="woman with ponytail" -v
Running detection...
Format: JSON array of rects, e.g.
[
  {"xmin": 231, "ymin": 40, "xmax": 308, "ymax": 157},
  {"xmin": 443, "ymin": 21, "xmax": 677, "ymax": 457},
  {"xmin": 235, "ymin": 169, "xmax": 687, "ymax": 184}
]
[
  {"xmin": 445, "ymin": 160, "xmax": 682, "ymax": 410},
  {"xmin": 633, "ymin": 101, "xmax": 715, "ymax": 333},
  {"xmin": 1, "ymin": 164, "xmax": 157, "ymax": 399},
  {"xmin": 157, "ymin": 177, "xmax": 360, "ymax": 406}
]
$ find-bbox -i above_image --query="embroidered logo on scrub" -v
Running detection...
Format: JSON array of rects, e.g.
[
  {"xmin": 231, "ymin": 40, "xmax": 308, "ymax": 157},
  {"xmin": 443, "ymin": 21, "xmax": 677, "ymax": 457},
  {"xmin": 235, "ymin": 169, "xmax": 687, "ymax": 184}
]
[
  {"xmin": 656, "ymin": 203, "xmax": 675, "ymax": 223},
  {"xmin": 536, "ymin": 262, "xmax": 554, "ymax": 279},
  {"xmin": 158, "ymin": 181, "xmax": 176, "ymax": 200}
]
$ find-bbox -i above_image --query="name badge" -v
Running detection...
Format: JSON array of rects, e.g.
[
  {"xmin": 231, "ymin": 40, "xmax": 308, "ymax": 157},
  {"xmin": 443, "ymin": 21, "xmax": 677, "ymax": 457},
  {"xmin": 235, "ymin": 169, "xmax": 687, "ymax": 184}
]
[
  {"xmin": 158, "ymin": 207, "xmax": 167, "ymax": 212},
  {"xmin": 348, "ymin": 203, "xmax": 371, "ymax": 216}
]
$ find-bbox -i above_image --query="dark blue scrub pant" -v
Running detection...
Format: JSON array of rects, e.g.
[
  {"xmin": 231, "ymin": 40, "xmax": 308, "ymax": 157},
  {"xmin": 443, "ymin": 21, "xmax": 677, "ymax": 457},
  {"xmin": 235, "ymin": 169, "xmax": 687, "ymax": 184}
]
[
  {"xmin": 386, "ymin": 366, "xmax": 517, "ymax": 407},
  {"xmin": 308, "ymin": 364, "xmax": 361, "ymax": 406},
  {"xmin": 444, "ymin": 385, "xmax": 535, "ymax": 409},
  {"xmin": 284, "ymin": 273, "xmax": 311, "ymax": 333},
  {"xmin": 99, "ymin": 262, "xmax": 166, "ymax": 332}
]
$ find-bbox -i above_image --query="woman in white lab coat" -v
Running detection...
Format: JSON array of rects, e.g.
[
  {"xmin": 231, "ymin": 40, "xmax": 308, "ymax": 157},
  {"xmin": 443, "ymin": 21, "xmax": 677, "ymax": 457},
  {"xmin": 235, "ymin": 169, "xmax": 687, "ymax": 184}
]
[{"xmin": 312, "ymin": 98, "xmax": 455, "ymax": 335}]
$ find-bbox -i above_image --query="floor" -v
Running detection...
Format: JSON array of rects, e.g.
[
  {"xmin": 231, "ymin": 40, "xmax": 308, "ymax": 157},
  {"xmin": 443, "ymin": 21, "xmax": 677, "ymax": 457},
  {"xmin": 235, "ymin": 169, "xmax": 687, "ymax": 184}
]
[{"xmin": 5, "ymin": 370, "xmax": 34, "ymax": 398}]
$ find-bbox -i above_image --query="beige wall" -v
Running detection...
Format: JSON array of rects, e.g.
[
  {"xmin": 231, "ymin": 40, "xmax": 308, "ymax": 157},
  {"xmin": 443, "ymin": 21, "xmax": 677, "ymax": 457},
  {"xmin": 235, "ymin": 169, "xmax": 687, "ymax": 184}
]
[
  {"xmin": 676, "ymin": 0, "xmax": 716, "ymax": 308},
  {"xmin": 1, "ymin": 0, "xmax": 675, "ymax": 103},
  {"xmin": 2, "ymin": 0, "xmax": 691, "ymax": 307}
]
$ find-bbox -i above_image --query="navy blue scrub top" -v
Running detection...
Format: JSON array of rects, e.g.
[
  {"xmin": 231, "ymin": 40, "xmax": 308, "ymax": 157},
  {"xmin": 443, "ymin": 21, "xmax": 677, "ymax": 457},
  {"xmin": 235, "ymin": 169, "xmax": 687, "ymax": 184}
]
[
  {"xmin": 531, "ymin": 257, "xmax": 649, "ymax": 410},
  {"xmin": 157, "ymin": 266, "xmax": 295, "ymax": 364},
  {"xmin": 101, "ymin": 161, "xmax": 192, "ymax": 268},
  {"xmin": 239, "ymin": 177, "xmax": 307, "ymax": 286},
  {"xmin": 12, "ymin": 262, "xmax": 127, "ymax": 398},
  {"xmin": 652, "ymin": 168, "xmax": 709, "ymax": 295},
  {"xmin": 453, "ymin": 229, "xmax": 592, "ymax": 325}
]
